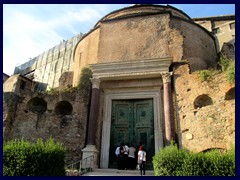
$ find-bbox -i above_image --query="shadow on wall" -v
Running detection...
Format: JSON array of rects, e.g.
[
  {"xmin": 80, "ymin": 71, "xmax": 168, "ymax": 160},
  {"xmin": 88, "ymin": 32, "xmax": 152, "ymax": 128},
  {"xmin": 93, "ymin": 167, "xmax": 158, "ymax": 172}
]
[
  {"xmin": 55, "ymin": 101, "xmax": 73, "ymax": 128},
  {"xmin": 193, "ymin": 94, "xmax": 213, "ymax": 109}
]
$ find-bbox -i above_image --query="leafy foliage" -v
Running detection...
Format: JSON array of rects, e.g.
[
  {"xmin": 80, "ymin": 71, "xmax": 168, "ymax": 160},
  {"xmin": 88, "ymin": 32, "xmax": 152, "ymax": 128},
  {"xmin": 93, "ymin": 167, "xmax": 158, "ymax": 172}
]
[
  {"xmin": 198, "ymin": 70, "xmax": 211, "ymax": 81},
  {"xmin": 153, "ymin": 143, "xmax": 235, "ymax": 176},
  {"xmin": 218, "ymin": 56, "xmax": 231, "ymax": 71},
  {"xmin": 197, "ymin": 56, "xmax": 235, "ymax": 84},
  {"xmin": 45, "ymin": 67, "xmax": 93, "ymax": 101},
  {"xmin": 152, "ymin": 142, "xmax": 188, "ymax": 176},
  {"xmin": 226, "ymin": 60, "xmax": 235, "ymax": 84},
  {"xmin": 4, "ymin": 138, "xmax": 66, "ymax": 176},
  {"xmin": 218, "ymin": 55, "xmax": 235, "ymax": 84},
  {"xmin": 77, "ymin": 67, "xmax": 93, "ymax": 105}
]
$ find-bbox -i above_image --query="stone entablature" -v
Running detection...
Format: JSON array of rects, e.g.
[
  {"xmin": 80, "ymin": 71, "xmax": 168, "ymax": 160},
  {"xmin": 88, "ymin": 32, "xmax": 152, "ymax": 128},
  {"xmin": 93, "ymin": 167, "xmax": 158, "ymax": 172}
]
[{"xmin": 89, "ymin": 58, "xmax": 173, "ymax": 81}]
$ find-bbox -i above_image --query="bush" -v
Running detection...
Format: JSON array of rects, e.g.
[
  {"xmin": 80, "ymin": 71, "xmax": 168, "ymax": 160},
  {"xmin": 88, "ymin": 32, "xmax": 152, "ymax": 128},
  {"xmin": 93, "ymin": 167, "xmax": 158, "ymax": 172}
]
[
  {"xmin": 226, "ymin": 60, "xmax": 235, "ymax": 84},
  {"xmin": 198, "ymin": 70, "xmax": 210, "ymax": 81},
  {"xmin": 153, "ymin": 144, "xmax": 235, "ymax": 176},
  {"xmin": 218, "ymin": 56, "xmax": 231, "ymax": 71},
  {"xmin": 181, "ymin": 152, "xmax": 209, "ymax": 176},
  {"xmin": 4, "ymin": 138, "xmax": 66, "ymax": 176},
  {"xmin": 218, "ymin": 56, "xmax": 235, "ymax": 84},
  {"xmin": 152, "ymin": 142, "xmax": 188, "ymax": 176},
  {"xmin": 204, "ymin": 147, "xmax": 235, "ymax": 176}
]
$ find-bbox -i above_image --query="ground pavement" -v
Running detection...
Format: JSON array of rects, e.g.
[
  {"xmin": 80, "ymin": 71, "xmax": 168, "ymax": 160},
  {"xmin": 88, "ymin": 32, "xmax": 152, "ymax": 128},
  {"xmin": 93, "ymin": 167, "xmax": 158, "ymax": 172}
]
[{"xmin": 82, "ymin": 168, "xmax": 155, "ymax": 176}]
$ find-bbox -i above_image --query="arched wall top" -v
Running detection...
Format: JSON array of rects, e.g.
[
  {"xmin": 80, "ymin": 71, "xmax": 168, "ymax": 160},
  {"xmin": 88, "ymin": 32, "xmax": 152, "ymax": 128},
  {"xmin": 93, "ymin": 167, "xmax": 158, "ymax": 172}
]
[{"xmin": 94, "ymin": 4, "xmax": 192, "ymax": 27}]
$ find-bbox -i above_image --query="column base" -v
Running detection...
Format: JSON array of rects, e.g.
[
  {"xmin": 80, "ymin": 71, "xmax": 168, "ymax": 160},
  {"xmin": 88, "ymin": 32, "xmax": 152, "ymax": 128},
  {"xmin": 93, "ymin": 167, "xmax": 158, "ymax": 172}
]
[{"xmin": 81, "ymin": 145, "xmax": 99, "ymax": 168}]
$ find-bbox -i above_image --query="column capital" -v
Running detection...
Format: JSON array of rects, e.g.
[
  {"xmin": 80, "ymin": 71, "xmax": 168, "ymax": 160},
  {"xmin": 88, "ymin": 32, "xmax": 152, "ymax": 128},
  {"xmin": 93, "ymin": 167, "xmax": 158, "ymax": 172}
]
[
  {"xmin": 91, "ymin": 77, "xmax": 101, "ymax": 89},
  {"xmin": 161, "ymin": 72, "xmax": 173, "ymax": 84}
]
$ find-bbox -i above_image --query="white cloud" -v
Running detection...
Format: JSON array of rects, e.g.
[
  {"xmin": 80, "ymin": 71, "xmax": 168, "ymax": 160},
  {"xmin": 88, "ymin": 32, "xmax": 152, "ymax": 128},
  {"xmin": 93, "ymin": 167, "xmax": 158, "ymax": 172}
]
[
  {"xmin": 3, "ymin": 7, "xmax": 65, "ymax": 75},
  {"xmin": 3, "ymin": 4, "xmax": 112, "ymax": 75},
  {"xmin": 4, "ymin": 4, "xmax": 233, "ymax": 76}
]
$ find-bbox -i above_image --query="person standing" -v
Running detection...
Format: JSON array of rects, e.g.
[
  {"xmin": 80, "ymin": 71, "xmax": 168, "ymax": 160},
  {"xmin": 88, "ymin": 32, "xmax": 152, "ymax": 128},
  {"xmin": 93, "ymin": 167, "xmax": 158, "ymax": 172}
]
[
  {"xmin": 135, "ymin": 142, "xmax": 143, "ymax": 168},
  {"xmin": 118, "ymin": 143, "xmax": 125, "ymax": 170},
  {"xmin": 128, "ymin": 144, "xmax": 136, "ymax": 170},
  {"xmin": 123, "ymin": 143, "xmax": 129, "ymax": 169},
  {"xmin": 138, "ymin": 145, "xmax": 146, "ymax": 176},
  {"xmin": 115, "ymin": 145, "xmax": 120, "ymax": 169}
]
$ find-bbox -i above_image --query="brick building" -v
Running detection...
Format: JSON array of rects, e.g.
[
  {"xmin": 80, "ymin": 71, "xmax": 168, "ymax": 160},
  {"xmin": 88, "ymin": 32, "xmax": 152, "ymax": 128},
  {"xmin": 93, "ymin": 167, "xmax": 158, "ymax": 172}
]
[{"xmin": 3, "ymin": 5, "xmax": 235, "ymax": 169}]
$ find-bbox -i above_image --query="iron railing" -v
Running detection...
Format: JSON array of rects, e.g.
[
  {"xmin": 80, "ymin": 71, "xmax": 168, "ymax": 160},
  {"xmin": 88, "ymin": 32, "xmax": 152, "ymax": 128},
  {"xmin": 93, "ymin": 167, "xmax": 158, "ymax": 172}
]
[{"xmin": 65, "ymin": 155, "xmax": 95, "ymax": 176}]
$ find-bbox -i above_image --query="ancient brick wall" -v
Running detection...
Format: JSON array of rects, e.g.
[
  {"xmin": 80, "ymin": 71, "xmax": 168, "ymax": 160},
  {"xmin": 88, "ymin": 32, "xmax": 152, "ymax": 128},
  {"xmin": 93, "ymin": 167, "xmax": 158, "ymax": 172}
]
[
  {"xmin": 98, "ymin": 14, "xmax": 180, "ymax": 63},
  {"xmin": 3, "ymin": 89, "xmax": 89, "ymax": 164},
  {"xmin": 170, "ymin": 19, "xmax": 217, "ymax": 72},
  {"xmin": 73, "ymin": 29, "xmax": 100, "ymax": 86},
  {"xmin": 173, "ymin": 64, "xmax": 235, "ymax": 152}
]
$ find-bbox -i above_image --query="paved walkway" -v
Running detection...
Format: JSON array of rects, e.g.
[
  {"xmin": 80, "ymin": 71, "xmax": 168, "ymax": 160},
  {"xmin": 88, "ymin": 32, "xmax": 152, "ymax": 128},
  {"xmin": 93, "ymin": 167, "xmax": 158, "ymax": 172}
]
[{"xmin": 82, "ymin": 168, "xmax": 155, "ymax": 176}]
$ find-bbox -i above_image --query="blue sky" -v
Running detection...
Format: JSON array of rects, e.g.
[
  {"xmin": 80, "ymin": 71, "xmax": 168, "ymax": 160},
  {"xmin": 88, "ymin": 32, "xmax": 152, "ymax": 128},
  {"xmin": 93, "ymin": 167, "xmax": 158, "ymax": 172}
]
[{"xmin": 3, "ymin": 4, "xmax": 235, "ymax": 75}]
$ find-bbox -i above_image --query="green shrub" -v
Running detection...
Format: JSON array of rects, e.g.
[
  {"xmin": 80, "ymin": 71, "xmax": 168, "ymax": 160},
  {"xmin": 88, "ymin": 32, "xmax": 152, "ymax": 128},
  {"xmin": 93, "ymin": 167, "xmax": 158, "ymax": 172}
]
[
  {"xmin": 152, "ymin": 142, "xmax": 188, "ymax": 176},
  {"xmin": 218, "ymin": 56, "xmax": 231, "ymax": 71},
  {"xmin": 198, "ymin": 70, "xmax": 210, "ymax": 81},
  {"xmin": 4, "ymin": 138, "xmax": 66, "ymax": 176},
  {"xmin": 181, "ymin": 152, "xmax": 209, "ymax": 176},
  {"xmin": 153, "ymin": 144, "xmax": 235, "ymax": 176},
  {"xmin": 226, "ymin": 60, "xmax": 235, "ymax": 84},
  {"xmin": 204, "ymin": 147, "xmax": 235, "ymax": 176}
]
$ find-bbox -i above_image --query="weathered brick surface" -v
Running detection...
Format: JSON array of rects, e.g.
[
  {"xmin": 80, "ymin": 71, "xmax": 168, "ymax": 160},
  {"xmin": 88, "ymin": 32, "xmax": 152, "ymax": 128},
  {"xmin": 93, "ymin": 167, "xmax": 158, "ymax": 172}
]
[
  {"xmin": 3, "ymin": 90, "xmax": 89, "ymax": 164},
  {"xmin": 173, "ymin": 64, "xmax": 235, "ymax": 152}
]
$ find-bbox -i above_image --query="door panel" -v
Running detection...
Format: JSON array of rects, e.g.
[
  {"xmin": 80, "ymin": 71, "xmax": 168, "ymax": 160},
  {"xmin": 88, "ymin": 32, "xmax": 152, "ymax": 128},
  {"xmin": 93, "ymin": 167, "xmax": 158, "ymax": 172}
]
[{"xmin": 109, "ymin": 99, "xmax": 154, "ymax": 169}]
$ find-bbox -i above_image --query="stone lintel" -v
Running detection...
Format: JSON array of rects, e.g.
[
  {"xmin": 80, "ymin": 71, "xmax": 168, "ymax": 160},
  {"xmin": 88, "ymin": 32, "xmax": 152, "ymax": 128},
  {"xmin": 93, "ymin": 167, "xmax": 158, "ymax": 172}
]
[{"xmin": 90, "ymin": 57, "xmax": 172, "ymax": 81}]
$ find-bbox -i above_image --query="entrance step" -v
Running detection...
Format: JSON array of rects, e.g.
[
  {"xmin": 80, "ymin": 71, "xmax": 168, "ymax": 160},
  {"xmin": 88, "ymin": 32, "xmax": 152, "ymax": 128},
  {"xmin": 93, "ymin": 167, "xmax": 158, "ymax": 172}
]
[{"xmin": 82, "ymin": 168, "xmax": 155, "ymax": 176}]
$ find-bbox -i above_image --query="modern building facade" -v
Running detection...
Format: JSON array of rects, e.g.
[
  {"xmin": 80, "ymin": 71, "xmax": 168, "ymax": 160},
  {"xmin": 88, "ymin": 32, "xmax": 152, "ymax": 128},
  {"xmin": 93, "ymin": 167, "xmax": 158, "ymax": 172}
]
[{"xmin": 193, "ymin": 15, "xmax": 235, "ymax": 57}]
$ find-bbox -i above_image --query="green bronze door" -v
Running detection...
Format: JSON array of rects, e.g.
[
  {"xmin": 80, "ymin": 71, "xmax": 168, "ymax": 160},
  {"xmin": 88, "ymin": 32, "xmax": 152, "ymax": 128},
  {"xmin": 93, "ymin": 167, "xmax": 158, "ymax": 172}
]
[{"xmin": 109, "ymin": 99, "xmax": 154, "ymax": 169}]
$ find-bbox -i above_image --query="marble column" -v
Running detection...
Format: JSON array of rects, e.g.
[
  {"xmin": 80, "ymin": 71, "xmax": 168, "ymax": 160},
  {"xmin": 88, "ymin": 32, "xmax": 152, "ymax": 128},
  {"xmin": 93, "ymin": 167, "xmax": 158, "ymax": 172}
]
[
  {"xmin": 161, "ymin": 72, "xmax": 174, "ymax": 146},
  {"xmin": 81, "ymin": 77, "xmax": 100, "ymax": 168}
]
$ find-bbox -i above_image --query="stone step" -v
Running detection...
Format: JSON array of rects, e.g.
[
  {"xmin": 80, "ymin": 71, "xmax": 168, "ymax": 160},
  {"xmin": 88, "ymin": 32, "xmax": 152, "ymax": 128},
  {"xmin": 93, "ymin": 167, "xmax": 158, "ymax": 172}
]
[{"xmin": 82, "ymin": 168, "xmax": 155, "ymax": 176}]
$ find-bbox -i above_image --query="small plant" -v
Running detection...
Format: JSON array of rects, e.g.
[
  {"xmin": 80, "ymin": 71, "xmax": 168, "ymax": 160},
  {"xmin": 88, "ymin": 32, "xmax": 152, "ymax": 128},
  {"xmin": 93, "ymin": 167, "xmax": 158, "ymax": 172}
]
[
  {"xmin": 46, "ymin": 87, "xmax": 59, "ymax": 95},
  {"xmin": 227, "ymin": 60, "xmax": 235, "ymax": 84},
  {"xmin": 198, "ymin": 70, "xmax": 210, "ymax": 81},
  {"xmin": 218, "ymin": 56, "xmax": 231, "ymax": 71}
]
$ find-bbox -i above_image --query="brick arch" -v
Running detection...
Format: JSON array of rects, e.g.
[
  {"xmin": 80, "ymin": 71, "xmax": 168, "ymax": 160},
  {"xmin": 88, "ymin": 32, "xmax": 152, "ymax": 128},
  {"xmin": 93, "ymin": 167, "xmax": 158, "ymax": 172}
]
[
  {"xmin": 55, "ymin": 101, "xmax": 73, "ymax": 115},
  {"xmin": 193, "ymin": 94, "xmax": 213, "ymax": 109},
  {"xmin": 225, "ymin": 87, "xmax": 235, "ymax": 100},
  {"xmin": 26, "ymin": 97, "xmax": 47, "ymax": 114}
]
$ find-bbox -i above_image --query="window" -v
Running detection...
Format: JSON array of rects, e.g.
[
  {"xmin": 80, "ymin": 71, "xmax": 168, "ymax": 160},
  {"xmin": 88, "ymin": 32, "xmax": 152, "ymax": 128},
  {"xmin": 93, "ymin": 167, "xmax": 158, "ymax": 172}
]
[{"xmin": 229, "ymin": 22, "xmax": 235, "ymax": 30}]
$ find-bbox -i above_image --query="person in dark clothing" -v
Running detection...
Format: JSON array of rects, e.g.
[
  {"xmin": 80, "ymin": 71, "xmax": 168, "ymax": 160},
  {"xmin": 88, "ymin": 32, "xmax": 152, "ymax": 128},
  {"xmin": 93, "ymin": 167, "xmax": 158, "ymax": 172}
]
[
  {"xmin": 115, "ymin": 144, "xmax": 120, "ymax": 169},
  {"xmin": 118, "ymin": 142, "xmax": 125, "ymax": 170}
]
